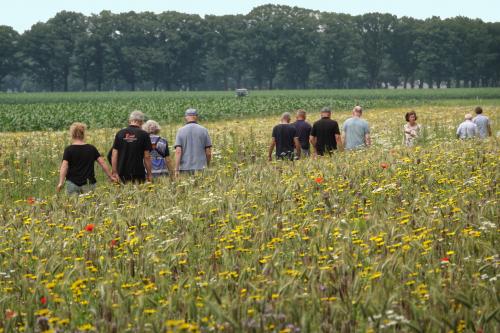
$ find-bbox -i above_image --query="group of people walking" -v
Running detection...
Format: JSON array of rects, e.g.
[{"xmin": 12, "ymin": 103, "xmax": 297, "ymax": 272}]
[
  {"xmin": 57, "ymin": 109, "xmax": 212, "ymax": 194},
  {"xmin": 57, "ymin": 105, "xmax": 492, "ymax": 194}
]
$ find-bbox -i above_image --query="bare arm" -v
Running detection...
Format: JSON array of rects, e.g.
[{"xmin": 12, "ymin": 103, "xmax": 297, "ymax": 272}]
[
  {"xmin": 175, "ymin": 147, "xmax": 182, "ymax": 177},
  {"xmin": 335, "ymin": 134, "xmax": 343, "ymax": 152},
  {"xmin": 309, "ymin": 135, "xmax": 317, "ymax": 157},
  {"xmin": 487, "ymin": 123, "xmax": 492, "ymax": 137},
  {"xmin": 165, "ymin": 157, "xmax": 174, "ymax": 179},
  {"xmin": 111, "ymin": 148, "xmax": 119, "ymax": 177},
  {"xmin": 57, "ymin": 160, "xmax": 69, "ymax": 192},
  {"xmin": 294, "ymin": 137, "xmax": 301, "ymax": 159},
  {"xmin": 144, "ymin": 151, "xmax": 152, "ymax": 181},
  {"xmin": 268, "ymin": 138, "xmax": 276, "ymax": 161},
  {"xmin": 97, "ymin": 156, "xmax": 116, "ymax": 182},
  {"xmin": 365, "ymin": 133, "xmax": 371, "ymax": 147},
  {"xmin": 205, "ymin": 147, "xmax": 212, "ymax": 167}
]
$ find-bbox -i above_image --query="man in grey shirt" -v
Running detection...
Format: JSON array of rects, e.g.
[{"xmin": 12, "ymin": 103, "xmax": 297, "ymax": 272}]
[
  {"xmin": 472, "ymin": 106, "xmax": 492, "ymax": 139},
  {"xmin": 174, "ymin": 108, "xmax": 212, "ymax": 176},
  {"xmin": 342, "ymin": 106, "xmax": 371, "ymax": 150}
]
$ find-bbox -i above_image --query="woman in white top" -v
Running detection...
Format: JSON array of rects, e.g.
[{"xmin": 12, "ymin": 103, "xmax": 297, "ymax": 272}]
[{"xmin": 403, "ymin": 111, "xmax": 421, "ymax": 147}]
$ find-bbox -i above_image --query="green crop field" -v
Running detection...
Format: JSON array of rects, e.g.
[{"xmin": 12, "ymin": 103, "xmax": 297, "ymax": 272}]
[
  {"xmin": 0, "ymin": 90, "xmax": 498, "ymax": 333},
  {"xmin": 0, "ymin": 88, "xmax": 499, "ymax": 132}
]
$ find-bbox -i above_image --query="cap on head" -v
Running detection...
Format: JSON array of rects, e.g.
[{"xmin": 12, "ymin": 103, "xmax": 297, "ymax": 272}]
[
  {"xmin": 129, "ymin": 110, "xmax": 145, "ymax": 123},
  {"xmin": 465, "ymin": 113, "xmax": 473, "ymax": 120},
  {"xmin": 185, "ymin": 108, "xmax": 198, "ymax": 117}
]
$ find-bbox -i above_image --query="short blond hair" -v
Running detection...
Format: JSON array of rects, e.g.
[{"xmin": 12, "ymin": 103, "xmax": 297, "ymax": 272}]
[
  {"xmin": 142, "ymin": 120, "xmax": 161, "ymax": 134},
  {"xmin": 70, "ymin": 122, "xmax": 86, "ymax": 140}
]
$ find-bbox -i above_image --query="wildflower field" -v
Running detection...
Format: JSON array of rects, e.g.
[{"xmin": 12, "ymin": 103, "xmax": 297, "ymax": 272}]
[{"xmin": 0, "ymin": 91, "xmax": 499, "ymax": 332}]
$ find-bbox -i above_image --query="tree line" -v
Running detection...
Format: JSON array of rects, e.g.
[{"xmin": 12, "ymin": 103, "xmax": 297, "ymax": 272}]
[{"xmin": 1, "ymin": 4, "xmax": 499, "ymax": 92}]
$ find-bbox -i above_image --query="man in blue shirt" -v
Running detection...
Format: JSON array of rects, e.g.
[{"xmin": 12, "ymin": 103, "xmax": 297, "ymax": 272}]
[
  {"xmin": 343, "ymin": 106, "xmax": 371, "ymax": 150},
  {"xmin": 292, "ymin": 109, "xmax": 312, "ymax": 157}
]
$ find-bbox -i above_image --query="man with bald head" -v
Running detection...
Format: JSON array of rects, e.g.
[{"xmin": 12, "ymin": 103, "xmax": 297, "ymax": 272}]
[
  {"xmin": 268, "ymin": 112, "xmax": 301, "ymax": 161},
  {"xmin": 292, "ymin": 109, "xmax": 312, "ymax": 157},
  {"xmin": 342, "ymin": 106, "xmax": 371, "ymax": 150},
  {"xmin": 310, "ymin": 107, "xmax": 342, "ymax": 157}
]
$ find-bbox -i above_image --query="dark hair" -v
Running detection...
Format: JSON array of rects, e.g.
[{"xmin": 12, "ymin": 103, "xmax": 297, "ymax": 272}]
[
  {"xmin": 405, "ymin": 111, "xmax": 417, "ymax": 122},
  {"xmin": 475, "ymin": 106, "xmax": 483, "ymax": 114}
]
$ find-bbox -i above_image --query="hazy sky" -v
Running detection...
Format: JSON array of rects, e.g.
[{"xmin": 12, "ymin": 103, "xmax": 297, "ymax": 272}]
[{"xmin": 2, "ymin": 0, "xmax": 499, "ymax": 32}]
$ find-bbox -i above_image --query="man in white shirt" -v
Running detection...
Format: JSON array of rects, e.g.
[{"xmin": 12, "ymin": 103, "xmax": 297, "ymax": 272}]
[
  {"xmin": 472, "ymin": 106, "xmax": 492, "ymax": 139},
  {"xmin": 456, "ymin": 114, "xmax": 479, "ymax": 139}
]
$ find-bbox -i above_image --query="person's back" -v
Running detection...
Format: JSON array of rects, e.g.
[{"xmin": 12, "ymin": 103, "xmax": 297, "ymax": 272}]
[
  {"xmin": 343, "ymin": 117, "xmax": 370, "ymax": 150},
  {"xmin": 293, "ymin": 119, "xmax": 312, "ymax": 150},
  {"xmin": 311, "ymin": 118, "xmax": 340, "ymax": 155},
  {"xmin": 272, "ymin": 123, "xmax": 297, "ymax": 159},
  {"xmin": 175, "ymin": 122, "xmax": 211, "ymax": 171},
  {"xmin": 64, "ymin": 144, "xmax": 101, "ymax": 186},
  {"xmin": 473, "ymin": 114, "xmax": 490, "ymax": 139},
  {"xmin": 149, "ymin": 134, "xmax": 170, "ymax": 176},
  {"xmin": 113, "ymin": 125, "xmax": 151, "ymax": 181},
  {"xmin": 457, "ymin": 120, "xmax": 478, "ymax": 139}
]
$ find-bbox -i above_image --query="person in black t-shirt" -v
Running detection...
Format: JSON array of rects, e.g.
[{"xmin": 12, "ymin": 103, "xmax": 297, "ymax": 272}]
[
  {"xmin": 310, "ymin": 107, "xmax": 343, "ymax": 157},
  {"xmin": 111, "ymin": 110, "xmax": 153, "ymax": 183},
  {"xmin": 57, "ymin": 123, "xmax": 116, "ymax": 194},
  {"xmin": 268, "ymin": 112, "xmax": 301, "ymax": 161}
]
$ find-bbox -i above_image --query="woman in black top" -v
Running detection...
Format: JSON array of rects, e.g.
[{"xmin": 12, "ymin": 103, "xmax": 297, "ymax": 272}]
[{"xmin": 57, "ymin": 123, "xmax": 116, "ymax": 194}]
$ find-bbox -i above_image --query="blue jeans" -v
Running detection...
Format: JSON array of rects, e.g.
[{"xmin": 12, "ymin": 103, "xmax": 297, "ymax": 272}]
[{"xmin": 66, "ymin": 181, "xmax": 96, "ymax": 195}]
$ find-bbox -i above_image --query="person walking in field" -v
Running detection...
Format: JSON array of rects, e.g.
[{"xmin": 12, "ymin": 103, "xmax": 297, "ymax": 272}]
[
  {"xmin": 111, "ymin": 110, "xmax": 153, "ymax": 183},
  {"xmin": 472, "ymin": 106, "xmax": 492, "ymax": 138},
  {"xmin": 57, "ymin": 122, "xmax": 117, "ymax": 194},
  {"xmin": 292, "ymin": 109, "xmax": 312, "ymax": 157},
  {"xmin": 142, "ymin": 120, "xmax": 174, "ymax": 179},
  {"xmin": 343, "ymin": 106, "xmax": 371, "ymax": 150},
  {"xmin": 310, "ymin": 107, "xmax": 342, "ymax": 157},
  {"xmin": 174, "ymin": 108, "xmax": 212, "ymax": 176},
  {"xmin": 268, "ymin": 112, "xmax": 301, "ymax": 161},
  {"xmin": 456, "ymin": 113, "xmax": 479, "ymax": 139},
  {"xmin": 403, "ymin": 111, "xmax": 422, "ymax": 147}
]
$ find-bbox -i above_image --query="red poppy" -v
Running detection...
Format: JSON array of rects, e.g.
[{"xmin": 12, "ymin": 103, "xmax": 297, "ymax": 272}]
[
  {"xmin": 27, "ymin": 197, "xmax": 36, "ymax": 205},
  {"xmin": 380, "ymin": 162, "xmax": 389, "ymax": 169},
  {"xmin": 110, "ymin": 239, "xmax": 118, "ymax": 247},
  {"xmin": 40, "ymin": 296, "xmax": 47, "ymax": 305},
  {"xmin": 5, "ymin": 309, "xmax": 17, "ymax": 319},
  {"xmin": 84, "ymin": 224, "xmax": 95, "ymax": 232},
  {"xmin": 440, "ymin": 257, "xmax": 449, "ymax": 264},
  {"xmin": 315, "ymin": 177, "xmax": 324, "ymax": 184}
]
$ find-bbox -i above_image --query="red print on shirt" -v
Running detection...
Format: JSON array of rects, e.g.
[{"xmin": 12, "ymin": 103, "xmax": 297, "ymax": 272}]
[{"xmin": 124, "ymin": 133, "xmax": 137, "ymax": 143}]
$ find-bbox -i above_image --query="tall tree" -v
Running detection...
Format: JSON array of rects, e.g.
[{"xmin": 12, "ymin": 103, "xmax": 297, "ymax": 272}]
[
  {"xmin": 0, "ymin": 26, "xmax": 20, "ymax": 90},
  {"xmin": 355, "ymin": 13, "xmax": 396, "ymax": 88}
]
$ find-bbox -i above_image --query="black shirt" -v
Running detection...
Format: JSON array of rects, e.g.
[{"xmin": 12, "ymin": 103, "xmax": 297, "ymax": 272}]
[
  {"xmin": 113, "ymin": 125, "xmax": 152, "ymax": 179},
  {"xmin": 293, "ymin": 120, "xmax": 312, "ymax": 149},
  {"xmin": 272, "ymin": 124, "xmax": 297, "ymax": 158},
  {"xmin": 63, "ymin": 144, "xmax": 101, "ymax": 186},
  {"xmin": 310, "ymin": 118, "xmax": 340, "ymax": 155}
]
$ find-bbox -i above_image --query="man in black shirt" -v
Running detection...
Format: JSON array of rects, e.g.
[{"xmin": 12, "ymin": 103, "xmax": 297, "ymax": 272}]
[
  {"xmin": 310, "ymin": 107, "xmax": 343, "ymax": 157},
  {"xmin": 112, "ymin": 110, "xmax": 153, "ymax": 183},
  {"xmin": 292, "ymin": 109, "xmax": 312, "ymax": 157},
  {"xmin": 268, "ymin": 112, "xmax": 301, "ymax": 161}
]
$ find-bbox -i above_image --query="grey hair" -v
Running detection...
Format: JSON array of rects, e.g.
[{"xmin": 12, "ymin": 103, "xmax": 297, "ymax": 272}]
[
  {"xmin": 142, "ymin": 120, "xmax": 161, "ymax": 134},
  {"xmin": 320, "ymin": 107, "xmax": 331, "ymax": 113},
  {"xmin": 281, "ymin": 112, "xmax": 291, "ymax": 122},
  {"xmin": 353, "ymin": 105, "xmax": 363, "ymax": 113},
  {"xmin": 129, "ymin": 110, "xmax": 145, "ymax": 122},
  {"xmin": 465, "ymin": 113, "xmax": 473, "ymax": 120}
]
